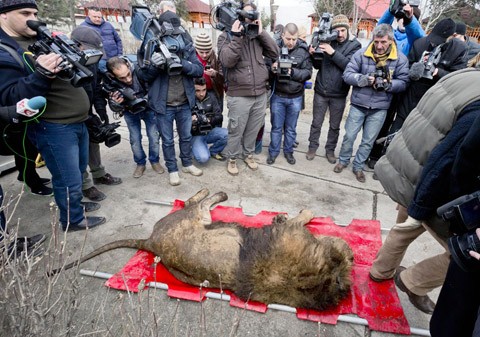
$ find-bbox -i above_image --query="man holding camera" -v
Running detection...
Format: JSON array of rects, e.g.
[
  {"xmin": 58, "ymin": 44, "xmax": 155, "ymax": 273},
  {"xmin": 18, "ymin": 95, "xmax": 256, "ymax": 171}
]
[
  {"xmin": 106, "ymin": 56, "xmax": 163, "ymax": 179},
  {"xmin": 137, "ymin": 10, "xmax": 204, "ymax": 186},
  {"xmin": 305, "ymin": 14, "xmax": 361, "ymax": 164},
  {"xmin": 217, "ymin": 1, "xmax": 278, "ymax": 176},
  {"xmin": 0, "ymin": 0, "xmax": 106, "ymax": 231},
  {"xmin": 267, "ymin": 23, "xmax": 312, "ymax": 166},
  {"xmin": 191, "ymin": 77, "xmax": 228, "ymax": 163},
  {"xmin": 333, "ymin": 24, "xmax": 409, "ymax": 183}
]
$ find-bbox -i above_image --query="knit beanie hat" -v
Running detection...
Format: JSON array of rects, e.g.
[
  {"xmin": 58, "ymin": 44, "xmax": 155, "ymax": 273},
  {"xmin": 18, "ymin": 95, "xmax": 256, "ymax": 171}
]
[
  {"xmin": 195, "ymin": 33, "xmax": 213, "ymax": 51},
  {"xmin": 429, "ymin": 18, "xmax": 456, "ymax": 46},
  {"xmin": 455, "ymin": 22, "xmax": 467, "ymax": 36},
  {"xmin": 0, "ymin": 0, "xmax": 37, "ymax": 13},
  {"xmin": 331, "ymin": 14, "xmax": 350, "ymax": 30}
]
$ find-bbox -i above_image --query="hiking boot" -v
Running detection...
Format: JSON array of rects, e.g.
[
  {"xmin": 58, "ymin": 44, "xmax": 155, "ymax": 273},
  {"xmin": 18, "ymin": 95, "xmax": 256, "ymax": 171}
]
[
  {"xmin": 169, "ymin": 172, "xmax": 181, "ymax": 186},
  {"xmin": 227, "ymin": 159, "xmax": 239, "ymax": 176},
  {"xmin": 353, "ymin": 170, "xmax": 366, "ymax": 183},
  {"xmin": 211, "ymin": 153, "xmax": 227, "ymax": 161},
  {"xmin": 133, "ymin": 165, "xmax": 146, "ymax": 178},
  {"xmin": 62, "ymin": 216, "xmax": 106, "ymax": 232},
  {"xmin": 182, "ymin": 165, "xmax": 203, "ymax": 176},
  {"xmin": 394, "ymin": 267, "xmax": 436, "ymax": 314},
  {"xmin": 333, "ymin": 163, "xmax": 346, "ymax": 173},
  {"xmin": 244, "ymin": 155, "xmax": 258, "ymax": 170},
  {"xmin": 82, "ymin": 186, "xmax": 106, "ymax": 202},
  {"xmin": 326, "ymin": 152, "xmax": 337, "ymax": 164},
  {"xmin": 266, "ymin": 154, "xmax": 276, "ymax": 165},
  {"xmin": 151, "ymin": 162, "xmax": 165, "ymax": 174},
  {"xmin": 284, "ymin": 153, "xmax": 296, "ymax": 165},
  {"xmin": 306, "ymin": 149, "xmax": 316, "ymax": 161},
  {"xmin": 93, "ymin": 173, "xmax": 122, "ymax": 185},
  {"xmin": 81, "ymin": 201, "xmax": 101, "ymax": 212}
]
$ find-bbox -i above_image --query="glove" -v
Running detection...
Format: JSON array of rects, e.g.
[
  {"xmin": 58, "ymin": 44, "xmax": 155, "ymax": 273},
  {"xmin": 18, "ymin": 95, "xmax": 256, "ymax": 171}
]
[
  {"xmin": 357, "ymin": 74, "xmax": 370, "ymax": 87},
  {"xmin": 392, "ymin": 216, "xmax": 422, "ymax": 231},
  {"xmin": 409, "ymin": 62, "xmax": 425, "ymax": 81},
  {"xmin": 151, "ymin": 52, "xmax": 165, "ymax": 67}
]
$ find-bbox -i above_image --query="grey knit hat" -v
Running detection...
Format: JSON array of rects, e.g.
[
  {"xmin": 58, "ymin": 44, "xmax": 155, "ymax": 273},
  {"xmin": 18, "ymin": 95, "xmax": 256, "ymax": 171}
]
[
  {"xmin": 194, "ymin": 33, "xmax": 213, "ymax": 51},
  {"xmin": 0, "ymin": 0, "xmax": 37, "ymax": 14}
]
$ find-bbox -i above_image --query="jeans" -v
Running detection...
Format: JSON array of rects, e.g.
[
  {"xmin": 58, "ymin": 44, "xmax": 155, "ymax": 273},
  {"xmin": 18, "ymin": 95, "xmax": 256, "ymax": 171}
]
[
  {"xmin": 338, "ymin": 104, "xmax": 387, "ymax": 172},
  {"xmin": 192, "ymin": 127, "xmax": 228, "ymax": 163},
  {"xmin": 155, "ymin": 103, "xmax": 193, "ymax": 173},
  {"xmin": 269, "ymin": 94, "xmax": 302, "ymax": 157},
  {"xmin": 123, "ymin": 110, "xmax": 160, "ymax": 166},
  {"xmin": 28, "ymin": 121, "xmax": 88, "ymax": 226},
  {"xmin": 308, "ymin": 93, "xmax": 347, "ymax": 154}
]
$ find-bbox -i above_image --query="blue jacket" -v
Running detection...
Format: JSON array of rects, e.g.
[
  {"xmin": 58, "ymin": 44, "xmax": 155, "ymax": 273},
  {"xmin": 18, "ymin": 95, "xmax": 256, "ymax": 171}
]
[
  {"xmin": 81, "ymin": 17, "xmax": 123, "ymax": 59},
  {"xmin": 343, "ymin": 42, "xmax": 410, "ymax": 110},
  {"xmin": 137, "ymin": 42, "xmax": 204, "ymax": 115},
  {"xmin": 378, "ymin": 9, "xmax": 425, "ymax": 56}
]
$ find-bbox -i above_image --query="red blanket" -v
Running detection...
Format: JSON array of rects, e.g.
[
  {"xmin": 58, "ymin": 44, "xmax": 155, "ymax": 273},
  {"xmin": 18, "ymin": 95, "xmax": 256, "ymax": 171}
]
[{"xmin": 105, "ymin": 200, "xmax": 410, "ymax": 335}]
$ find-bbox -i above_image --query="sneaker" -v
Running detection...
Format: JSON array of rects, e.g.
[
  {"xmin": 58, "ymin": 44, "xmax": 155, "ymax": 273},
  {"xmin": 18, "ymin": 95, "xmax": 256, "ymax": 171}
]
[
  {"xmin": 182, "ymin": 165, "xmax": 203, "ymax": 176},
  {"xmin": 284, "ymin": 153, "xmax": 296, "ymax": 165},
  {"xmin": 151, "ymin": 162, "xmax": 165, "ymax": 174},
  {"xmin": 243, "ymin": 155, "xmax": 258, "ymax": 170},
  {"xmin": 169, "ymin": 172, "xmax": 181, "ymax": 186},
  {"xmin": 326, "ymin": 152, "xmax": 337, "ymax": 164},
  {"xmin": 133, "ymin": 165, "xmax": 146, "ymax": 178},
  {"xmin": 31, "ymin": 185, "xmax": 53, "ymax": 196},
  {"xmin": 211, "ymin": 153, "xmax": 227, "ymax": 161},
  {"xmin": 227, "ymin": 159, "xmax": 239, "ymax": 176},
  {"xmin": 82, "ymin": 186, "xmax": 106, "ymax": 202},
  {"xmin": 266, "ymin": 154, "xmax": 276, "ymax": 165},
  {"xmin": 93, "ymin": 173, "xmax": 122, "ymax": 185},
  {"xmin": 81, "ymin": 201, "xmax": 101, "ymax": 212},
  {"xmin": 306, "ymin": 149, "xmax": 316, "ymax": 161},
  {"xmin": 62, "ymin": 216, "xmax": 106, "ymax": 232}
]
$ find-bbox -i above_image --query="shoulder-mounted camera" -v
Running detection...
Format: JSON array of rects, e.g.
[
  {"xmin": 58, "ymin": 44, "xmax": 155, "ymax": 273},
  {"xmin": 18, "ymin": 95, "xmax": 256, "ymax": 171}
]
[
  {"xmin": 389, "ymin": 0, "xmax": 421, "ymax": 19},
  {"xmin": 310, "ymin": 13, "xmax": 338, "ymax": 61},
  {"xmin": 212, "ymin": 1, "xmax": 259, "ymax": 37},
  {"xmin": 85, "ymin": 114, "xmax": 121, "ymax": 148}
]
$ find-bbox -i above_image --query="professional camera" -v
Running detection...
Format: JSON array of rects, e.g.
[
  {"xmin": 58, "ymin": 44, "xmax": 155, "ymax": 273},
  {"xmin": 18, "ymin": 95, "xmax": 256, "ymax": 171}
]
[
  {"xmin": 437, "ymin": 190, "xmax": 480, "ymax": 271},
  {"xmin": 191, "ymin": 103, "xmax": 212, "ymax": 136},
  {"xmin": 102, "ymin": 74, "xmax": 148, "ymax": 114},
  {"xmin": 310, "ymin": 13, "xmax": 338, "ymax": 61},
  {"xmin": 421, "ymin": 44, "xmax": 443, "ymax": 80},
  {"xmin": 370, "ymin": 67, "xmax": 390, "ymax": 91},
  {"xmin": 85, "ymin": 115, "xmax": 121, "ymax": 148},
  {"xmin": 390, "ymin": 0, "xmax": 421, "ymax": 19},
  {"xmin": 276, "ymin": 47, "xmax": 296, "ymax": 83},
  {"xmin": 130, "ymin": 6, "xmax": 183, "ymax": 75},
  {"xmin": 26, "ymin": 20, "xmax": 103, "ymax": 87},
  {"xmin": 212, "ymin": 0, "xmax": 259, "ymax": 37}
]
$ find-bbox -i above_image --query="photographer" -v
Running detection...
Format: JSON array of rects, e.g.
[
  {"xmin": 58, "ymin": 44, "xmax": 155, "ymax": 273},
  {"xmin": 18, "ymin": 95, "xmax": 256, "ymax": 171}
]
[
  {"xmin": 191, "ymin": 77, "xmax": 227, "ymax": 163},
  {"xmin": 333, "ymin": 24, "xmax": 409, "ymax": 183},
  {"xmin": 0, "ymin": 0, "xmax": 106, "ymax": 231},
  {"xmin": 305, "ymin": 14, "xmax": 361, "ymax": 164},
  {"xmin": 137, "ymin": 10, "xmax": 204, "ymax": 186},
  {"xmin": 217, "ymin": 1, "xmax": 278, "ymax": 176},
  {"xmin": 267, "ymin": 23, "xmax": 312, "ymax": 166},
  {"xmin": 106, "ymin": 56, "xmax": 163, "ymax": 179}
]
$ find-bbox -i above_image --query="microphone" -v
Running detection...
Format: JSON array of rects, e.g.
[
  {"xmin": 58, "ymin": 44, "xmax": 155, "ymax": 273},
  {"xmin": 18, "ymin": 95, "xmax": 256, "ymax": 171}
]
[{"xmin": 16, "ymin": 96, "xmax": 46, "ymax": 117}]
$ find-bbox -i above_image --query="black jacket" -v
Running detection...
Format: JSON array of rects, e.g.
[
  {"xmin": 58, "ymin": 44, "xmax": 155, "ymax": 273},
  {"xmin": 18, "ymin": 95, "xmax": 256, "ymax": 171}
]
[
  {"xmin": 312, "ymin": 37, "xmax": 362, "ymax": 98},
  {"xmin": 197, "ymin": 91, "xmax": 222, "ymax": 128}
]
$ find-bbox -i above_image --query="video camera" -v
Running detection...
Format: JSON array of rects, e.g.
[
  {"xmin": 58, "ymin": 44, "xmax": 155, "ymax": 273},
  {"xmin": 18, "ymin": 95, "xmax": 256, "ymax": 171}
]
[
  {"xmin": 85, "ymin": 114, "xmax": 121, "ymax": 148},
  {"xmin": 437, "ymin": 190, "xmax": 480, "ymax": 271},
  {"xmin": 102, "ymin": 74, "xmax": 148, "ymax": 114},
  {"xmin": 370, "ymin": 66, "xmax": 390, "ymax": 91},
  {"xmin": 276, "ymin": 47, "xmax": 296, "ymax": 83},
  {"xmin": 191, "ymin": 103, "xmax": 212, "ymax": 136},
  {"xmin": 390, "ymin": 0, "xmax": 421, "ymax": 19},
  {"xmin": 26, "ymin": 20, "xmax": 103, "ymax": 87},
  {"xmin": 310, "ymin": 13, "xmax": 338, "ymax": 61},
  {"xmin": 130, "ymin": 6, "xmax": 183, "ymax": 76},
  {"xmin": 420, "ymin": 44, "xmax": 443, "ymax": 80},
  {"xmin": 212, "ymin": 1, "xmax": 259, "ymax": 37}
]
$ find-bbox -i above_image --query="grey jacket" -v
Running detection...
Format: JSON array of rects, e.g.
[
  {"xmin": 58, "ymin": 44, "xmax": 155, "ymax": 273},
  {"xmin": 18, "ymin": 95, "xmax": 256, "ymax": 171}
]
[{"xmin": 374, "ymin": 68, "xmax": 480, "ymax": 208}]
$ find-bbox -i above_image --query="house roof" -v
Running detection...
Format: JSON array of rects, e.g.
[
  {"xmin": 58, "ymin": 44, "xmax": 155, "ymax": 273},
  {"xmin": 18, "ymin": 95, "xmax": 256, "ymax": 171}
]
[
  {"xmin": 308, "ymin": 0, "xmax": 389, "ymax": 20},
  {"xmin": 186, "ymin": 0, "xmax": 210, "ymax": 14},
  {"xmin": 82, "ymin": 0, "xmax": 130, "ymax": 11}
]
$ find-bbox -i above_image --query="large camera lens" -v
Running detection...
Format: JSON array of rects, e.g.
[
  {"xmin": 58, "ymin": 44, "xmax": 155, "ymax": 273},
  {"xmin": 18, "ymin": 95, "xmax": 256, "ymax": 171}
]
[{"xmin": 448, "ymin": 231, "xmax": 480, "ymax": 271}]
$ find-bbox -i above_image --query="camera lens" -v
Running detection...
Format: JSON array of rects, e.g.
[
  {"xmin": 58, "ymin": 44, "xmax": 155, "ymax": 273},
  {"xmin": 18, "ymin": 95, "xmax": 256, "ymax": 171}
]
[{"xmin": 448, "ymin": 231, "xmax": 480, "ymax": 272}]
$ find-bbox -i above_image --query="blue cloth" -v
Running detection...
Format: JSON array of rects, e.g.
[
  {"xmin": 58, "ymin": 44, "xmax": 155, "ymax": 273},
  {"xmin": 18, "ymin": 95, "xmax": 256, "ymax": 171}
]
[
  {"xmin": 268, "ymin": 94, "xmax": 302, "ymax": 156},
  {"xmin": 27, "ymin": 121, "xmax": 88, "ymax": 227},
  {"xmin": 378, "ymin": 9, "xmax": 425, "ymax": 56},
  {"xmin": 338, "ymin": 104, "xmax": 387, "ymax": 171},
  {"xmin": 192, "ymin": 127, "xmax": 228, "ymax": 163},
  {"xmin": 123, "ymin": 109, "xmax": 160, "ymax": 166},
  {"xmin": 81, "ymin": 17, "xmax": 123, "ymax": 59},
  {"xmin": 155, "ymin": 103, "xmax": 193, "ymax": 173}
]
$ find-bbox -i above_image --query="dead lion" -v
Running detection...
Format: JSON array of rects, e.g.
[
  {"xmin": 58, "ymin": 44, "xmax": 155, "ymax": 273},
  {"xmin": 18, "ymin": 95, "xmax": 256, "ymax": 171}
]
[{"xmin": 58, "ymin": 189, "xmax": 354, "ymax": 310}]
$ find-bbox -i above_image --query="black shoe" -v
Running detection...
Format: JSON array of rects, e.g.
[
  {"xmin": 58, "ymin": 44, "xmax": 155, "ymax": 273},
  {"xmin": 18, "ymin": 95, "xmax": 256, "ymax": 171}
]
[
  {"xmin": 284, "ymin": 153, "xmax": 296, "ymax": 165},
  {"xmin": 81, "ymin": 201, "xmax": 101, "ymax": 212},
  {"xmin": 5, "ymin": 234, "xmax": 47, "ymax": 258},
  {"xmin": 93, "ymin": 173, "xmax": 122, "ymax": 185},
  {"xmin": 367, "ymin": 158, "xmax": 377, "ymax": 170},
  {"xmin": 31, "ymin": 185, "xmax": 53, "ymax": 196},
  {"xmin": 325, "ymin": 152, "xmax": 337, "ymax": 164},
  {"xmin": 82, "ymin": 186, "xmax": 106, "ymax": 202},
  {"xmin": 293, "ymin": 140, "xmax": 299, "ymax": 148},
  {"xmin": 18, "ymin": 176, "xmax": 51, "ymax": 185},
  {"xmin": 62, "ymin": 216, "xmax": 106, "ymax": 232},
  {"xmin": 266, "ymin": 154, "xmax": 276, "ymax": 165}
]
